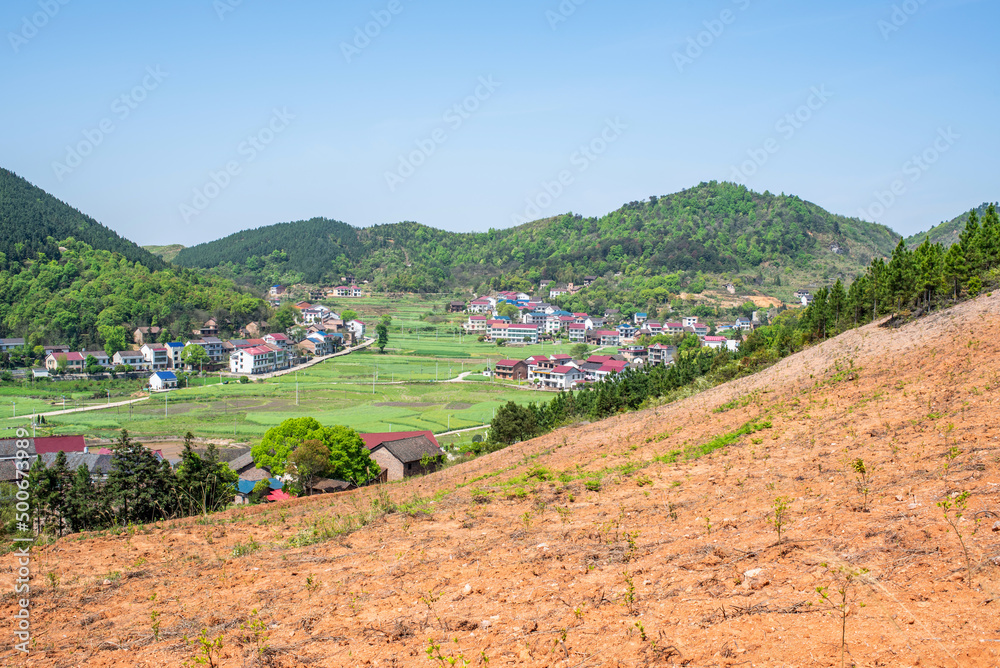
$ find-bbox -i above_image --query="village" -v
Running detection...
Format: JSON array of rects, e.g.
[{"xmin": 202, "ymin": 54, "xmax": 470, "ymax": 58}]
[{"xmin": 0, "ymin": 276, "xmax": 808, "ymax": 391}]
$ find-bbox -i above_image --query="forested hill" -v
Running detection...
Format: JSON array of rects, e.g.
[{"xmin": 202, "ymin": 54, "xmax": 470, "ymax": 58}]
[
  {"xmin": 175, "ymin": 182, "xmax": 902, "ymax": 291},
  {"xmin": 0, "ymin": 168, "xmax": 270, "ymax": 348},
  {"xmin": 905, "ymin": 202, "xmax": 996, "ymax": 249},
  {"xmin": 0, "ymin": 168, "xmax": 167, "ymax": 271}
]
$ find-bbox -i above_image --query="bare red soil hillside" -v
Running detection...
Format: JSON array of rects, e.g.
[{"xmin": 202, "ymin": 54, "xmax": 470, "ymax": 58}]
[{"xmin": 5, "ymin": 294, "xmax": 1000, "ymax": 667}]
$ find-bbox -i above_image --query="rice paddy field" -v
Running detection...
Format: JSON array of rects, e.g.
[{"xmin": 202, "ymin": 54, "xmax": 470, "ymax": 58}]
[{"xmin": 2, "ymin": 296, "xmax": 598, "ymax": 443}]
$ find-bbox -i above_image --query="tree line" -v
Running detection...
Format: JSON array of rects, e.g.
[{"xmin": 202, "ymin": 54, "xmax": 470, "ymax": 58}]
[
  {"xmin": 28, "ymin": 431, "xmax": 237, "ymax": 536},
  {"xmin": 799, "ymin": 204, "xmax": 999, "ymax": 342}
]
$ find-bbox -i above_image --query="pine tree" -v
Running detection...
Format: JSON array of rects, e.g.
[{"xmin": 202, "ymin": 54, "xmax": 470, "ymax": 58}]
[
  {"xmin": 960, "ymin": 209, "xmax": 982, "ymax": 273},
  {"xmin": 943, "ymin": 243, "xmax": 967, "ymax": 300},
  {"xmin": 65, "ymin": 465, "xmax": 99, "ymax": 532},
  {"xmin": 107, "ymin": 429, "xmax": 177, "ymax": 524},
  {"xmin": 886, "ymin": 240, "xmax": 915, "ymax": 312},
  {"xmin": 829, "ymin": 279, "xmax": 846, "ymax": 332},
  {"xmin": 977, "ymin": 203, "xmax": 999, "ymax": 272}
]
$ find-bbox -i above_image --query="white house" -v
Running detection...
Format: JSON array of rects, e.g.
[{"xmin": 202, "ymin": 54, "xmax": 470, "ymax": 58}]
[
  {"xmin": 229, "ymin": 346, "xmax": 276, "ymax": 374},
  {"xmin": 549, "ymin": 365, "xmax": 585, "ymax": 390},
  {"xmin": 682, "ymin": 316, "xmax": 699, "ymax": 328},
  {"xmin": 164, "ymin": 342, "xmax": 185, "ymax": 368},
  {"xmin": 702, "ymin": 336, "xmax": 729, "ymax": 350},
  {"xmin": 140, "ymin": 344, "xmax": 169, "ymax": 370},
  {"xmin": 346, "ymin": 320, "xmax": 366, "ymax": 341},
  {"xmin": 113, "ymin": 351, "xmax": 148, "ymax": 370},
  {"xmin": 463, "ymin": 315, "xmax": 488, "ymax": 334},
  {"xmin": 149, "ymin": 371, "xmax": 178, "ymax": 391}
]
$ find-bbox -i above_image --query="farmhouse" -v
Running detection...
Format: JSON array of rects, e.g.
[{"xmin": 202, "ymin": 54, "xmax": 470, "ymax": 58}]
[
  {"xmin": 333, "ymin": 285, "xmax": 363, "ymax": 298},
  {"xmin": 132, "ymin": 327, "xmax": 161, "ymax": 346},
  {"xmin": 648, "ymin": 343, "xmax": 677, "ymax": 366},
  {"xmin": 230, "ymin": 346, "xmax": 277, "ymax": 374},
  {"xmin": 149, "ymin": 371, "xmax": 178, "ymax": 391},
  {"xmin": 141, "ymin": 344, "xmax": 169, "ymax": 370},
  {"xmin": 361, "ymin": 432, "xmax": 444, "ymax": 482},
  {"xmin": 45, "ymin": 352, "xmax": 85, "ymax": 372},
  {"xmin": 568, "ymin": 323, "xmax": 587, "ymax": 343},
  {"xmin": 463, "ymin": 315, "xmax": 488, "ymax": 334},
  {"xmin": 548, "ymin": 365, "xmax": 585, "ymax": 390},
  {"xmin": 495, "ymin": 359, "xmax": 528, "ymax": 381}
]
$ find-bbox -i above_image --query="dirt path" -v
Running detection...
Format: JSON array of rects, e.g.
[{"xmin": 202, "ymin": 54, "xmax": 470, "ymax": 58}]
[{"xmin": 5, "ymin": 396, "xmax": 150, "ymax": 420}]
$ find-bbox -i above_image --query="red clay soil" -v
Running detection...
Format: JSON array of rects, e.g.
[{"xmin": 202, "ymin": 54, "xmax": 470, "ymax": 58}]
[{"xmin": 4, "ymin": 294, "xmax": 1000, "ymax": 668}]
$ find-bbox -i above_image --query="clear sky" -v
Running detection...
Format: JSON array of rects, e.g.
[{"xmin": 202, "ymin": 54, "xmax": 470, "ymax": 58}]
[{"xmin": 2, "ymin": 0, "xmax": 996, "ymax": 246}]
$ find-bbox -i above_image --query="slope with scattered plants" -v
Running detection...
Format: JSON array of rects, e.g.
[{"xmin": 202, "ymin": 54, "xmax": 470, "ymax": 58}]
[{"xmin": 8, "ymin": 292, "xmax": 1000, "ymax": 667}]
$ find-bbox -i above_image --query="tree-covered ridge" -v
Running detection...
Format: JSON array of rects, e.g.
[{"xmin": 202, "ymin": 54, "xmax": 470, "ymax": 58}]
[
  {"xmin": 799, "ymin": 204, "xmax": 1000, "ymax": 343},
  {"xmin": 0, "ymin": 168, "xmax": 167, "ymax": 272},
  {"xmin": 905, "ymin": 202, "xmax": 995, "ymax": 249},
  {"xmin": 174, "ymin": 182, "xmax": 903, "ymax": 291},
  {"xmin": 0, "ymin": 237, "xmax": 269, "ymax": 348}
]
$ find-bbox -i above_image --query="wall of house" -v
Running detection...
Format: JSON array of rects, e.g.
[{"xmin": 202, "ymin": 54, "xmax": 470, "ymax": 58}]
[{"xmin": 370, "ymin": 447, "xmax": 405, "ymax": 481}]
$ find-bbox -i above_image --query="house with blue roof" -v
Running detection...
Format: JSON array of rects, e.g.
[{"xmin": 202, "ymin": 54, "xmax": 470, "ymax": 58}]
[
  {"xmin": 164, "ymin": 341, "xmax": 185, "ymax": 369},
  {"xmin": 149, "ymin": 371, "xmax": 178, "ymax": 391}
]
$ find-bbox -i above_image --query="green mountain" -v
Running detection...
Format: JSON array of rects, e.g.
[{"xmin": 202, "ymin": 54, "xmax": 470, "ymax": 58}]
[
  {"xmin": 175, "ymin": 182, "xmax": 902, "ymax": 292},
  {"xmin": 0, "ymin": 168, "xmax": 167, "ymax": 271},
  {"xmin": 0, "ymin": 169, "xmax": 269, "ymax": 348},
  {"xmin": 905, "ymin": 203, "xmax": 996, "ymax": 249},
  {"xmin": 143, "ymin": 244, "xmax": 187, "ymax": 263}
]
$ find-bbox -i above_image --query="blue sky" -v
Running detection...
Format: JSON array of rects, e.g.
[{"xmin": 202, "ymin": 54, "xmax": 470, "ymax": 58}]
[{"xmin": 2, "ymin": 0, "xmax": 996, "ymax": 246}]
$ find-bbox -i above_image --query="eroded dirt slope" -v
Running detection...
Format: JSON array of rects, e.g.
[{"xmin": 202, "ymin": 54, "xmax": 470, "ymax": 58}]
[{"xmin": 5, "ymin": 294, "xmax": 1000, "ymax": 667}]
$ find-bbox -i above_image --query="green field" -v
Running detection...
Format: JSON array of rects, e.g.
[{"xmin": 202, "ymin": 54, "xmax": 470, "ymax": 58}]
[{"xmin": 2, "ymin": 311, "xmax": 577, "ymax": 442}]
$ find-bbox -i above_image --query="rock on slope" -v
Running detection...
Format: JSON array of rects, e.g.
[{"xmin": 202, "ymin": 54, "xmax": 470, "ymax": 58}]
[{"xmin": 7, "ymin": 295, "xmax": 1000, "ymax": 668}]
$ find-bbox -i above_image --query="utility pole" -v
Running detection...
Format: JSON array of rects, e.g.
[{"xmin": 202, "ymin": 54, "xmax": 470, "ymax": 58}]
[{"xmin": 165, "ymin": 392, "xmax": 168, "ymax": 418}]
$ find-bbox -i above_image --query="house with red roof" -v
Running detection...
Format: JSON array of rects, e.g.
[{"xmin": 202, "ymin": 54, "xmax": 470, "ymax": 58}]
[
  {"xmin": 648, "ymin": 343, "xmax": 677, "ymax": 366},
  {"xmin": 32, "ymin": 436, "xmax": 88, "ymax": 454},
  {"xmin": 463, "ymin": 315, "xmax": 488, "ymax": 334},
  {"xmin": 703, "ymin": 335, "xmax": 729, "ymax": 350},
  {"xmin": 495, "ymin": 359, "xmax": 528, "ymax": 381},
  {"xmin": 45, "ymin": 352, "xmax": 85, "ymax": 372},
  {"xmin": 548, "ymin": 365, "xmax": 585, "ymax": 390},
  {"xmin": 587, "ymin": 330, "xmax": 621, "ymax": 346},
  {"xmin": 593, "ymin": 360, "xmax": 629, "ymax": 382},
  {"xmin": 229, "ymin": 345, "xmax": 277, "ymax": 374}
]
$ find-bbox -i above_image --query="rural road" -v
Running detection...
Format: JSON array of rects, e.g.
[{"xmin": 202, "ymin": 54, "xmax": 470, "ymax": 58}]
[{"xmin": 6, "ymin": 396, "xmax": 150, "ymax": 420}]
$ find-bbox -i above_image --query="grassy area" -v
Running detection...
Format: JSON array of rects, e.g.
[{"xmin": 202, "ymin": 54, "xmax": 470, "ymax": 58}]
[
  {"xmin": 5, "ymin": 345, "xmax": 553, "ymax": 442},
  {"xmin": 0, "ymin": 294, "xmax": 593, "ymax": 442}
]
